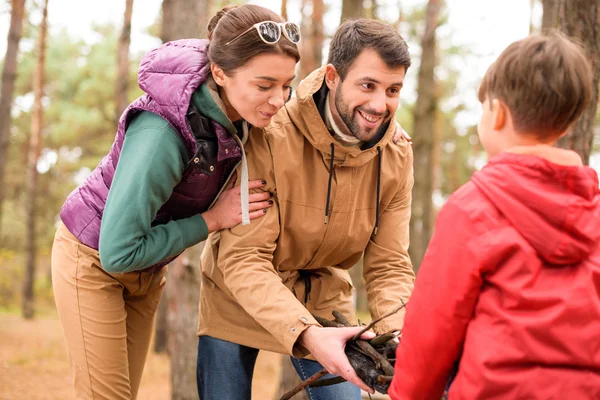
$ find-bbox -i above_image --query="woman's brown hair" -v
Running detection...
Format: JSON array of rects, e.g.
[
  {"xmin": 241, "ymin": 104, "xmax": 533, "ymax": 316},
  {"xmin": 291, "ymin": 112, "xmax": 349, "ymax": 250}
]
[{"xmin": 207, "ymin": 4, "xmax": 300, "ymax": 74}]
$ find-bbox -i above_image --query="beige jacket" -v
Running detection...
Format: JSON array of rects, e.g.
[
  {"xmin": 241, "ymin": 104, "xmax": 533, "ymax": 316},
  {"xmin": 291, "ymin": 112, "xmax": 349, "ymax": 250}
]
[{"xmin": 197, "ymin": 67, "xmax": 415, "ymax": 357}]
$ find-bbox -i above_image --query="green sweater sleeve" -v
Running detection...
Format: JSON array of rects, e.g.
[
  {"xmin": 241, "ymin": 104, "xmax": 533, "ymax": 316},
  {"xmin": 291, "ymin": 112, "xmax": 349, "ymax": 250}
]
[{"xmin": 99, "ymin": 111, "xmax": 209, "ymax": 273}]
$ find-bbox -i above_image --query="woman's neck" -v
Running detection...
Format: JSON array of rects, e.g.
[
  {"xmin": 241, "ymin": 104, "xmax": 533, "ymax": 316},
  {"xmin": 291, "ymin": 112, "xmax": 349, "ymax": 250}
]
[{"xmin": 217, "ymin": 85, "xmax": 242, "ymax": 122}]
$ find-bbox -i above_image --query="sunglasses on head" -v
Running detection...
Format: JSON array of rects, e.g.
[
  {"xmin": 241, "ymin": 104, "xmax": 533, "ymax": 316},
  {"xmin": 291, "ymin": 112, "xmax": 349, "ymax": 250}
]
[{"xmin": 226, "ymin": 21, "xmax": 301, "ymax": 46}]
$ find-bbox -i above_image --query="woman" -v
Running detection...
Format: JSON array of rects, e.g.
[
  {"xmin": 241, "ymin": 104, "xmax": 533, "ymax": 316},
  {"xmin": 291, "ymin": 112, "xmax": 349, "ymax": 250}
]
[{"xmin": 51, "ymin": 4, "xmax": 300, "ymax": 399}]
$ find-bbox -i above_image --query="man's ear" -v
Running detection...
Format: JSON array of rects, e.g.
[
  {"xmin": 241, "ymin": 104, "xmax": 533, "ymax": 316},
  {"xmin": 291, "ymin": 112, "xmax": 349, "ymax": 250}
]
[
  {"xmin": 325, "ymin": 64, "xmax": 340, "ymax": 91},
  {"xmin": 211, "ymin": 63, "xmax": 226, "ymax": 86},
  {"xmin": 493, "ymin": 99, "xmax": 507, "ymax": 131}
]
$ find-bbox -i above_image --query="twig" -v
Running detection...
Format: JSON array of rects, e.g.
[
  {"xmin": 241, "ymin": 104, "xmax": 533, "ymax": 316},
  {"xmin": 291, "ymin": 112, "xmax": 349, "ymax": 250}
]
[
  {"xmin": 352, "ymin": 300, "xmax": 407, "ymax": 341},
  {"xmin": 280, "ymin": 369, "xmax": 328, "ymax": 400},
  {"xmin": 309, "ymin": 376, "xmax": 347, "ymax": 388},
  {"xmin": 332, "ymin": 310, "xmax": 352, "ymax": 327},
  {"xmin": 311, "ymin": 313, "xmax": 343, "ymax": 328},
  {"xmin": 377, "ymin": 375, "xmax": 393, "ymax": 384},
  {"xmin": 369, "ymin": 332, "xmax": 399, "ymax": 346},
  {"xmin": 351, "ymin": 340, "xmax": 395, "ymax": 375}
]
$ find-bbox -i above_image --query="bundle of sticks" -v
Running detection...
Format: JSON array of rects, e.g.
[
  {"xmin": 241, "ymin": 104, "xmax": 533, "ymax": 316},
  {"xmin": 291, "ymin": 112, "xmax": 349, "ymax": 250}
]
[{"xmin": 280, "ymin": 301, "xmax": 406, "ymax": 400}]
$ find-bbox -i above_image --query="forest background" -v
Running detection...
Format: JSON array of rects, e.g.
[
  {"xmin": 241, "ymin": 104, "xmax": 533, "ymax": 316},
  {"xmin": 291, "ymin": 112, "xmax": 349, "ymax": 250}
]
[{"xmin": 0, "ymin": 0, "xmax": 598, "ymax": 398}]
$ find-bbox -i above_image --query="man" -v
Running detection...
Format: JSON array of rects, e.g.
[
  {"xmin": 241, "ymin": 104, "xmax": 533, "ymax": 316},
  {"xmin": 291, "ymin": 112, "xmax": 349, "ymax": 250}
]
[{"xmin": 197, "ymin": 19, "xmax": 415, "ymax": 400}]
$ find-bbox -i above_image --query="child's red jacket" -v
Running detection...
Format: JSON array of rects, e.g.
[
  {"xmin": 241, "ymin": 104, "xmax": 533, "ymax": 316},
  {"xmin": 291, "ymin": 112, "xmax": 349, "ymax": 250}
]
[{"xmin": 389, "ymin": 150, "xmax": 600, "ymax": 400}]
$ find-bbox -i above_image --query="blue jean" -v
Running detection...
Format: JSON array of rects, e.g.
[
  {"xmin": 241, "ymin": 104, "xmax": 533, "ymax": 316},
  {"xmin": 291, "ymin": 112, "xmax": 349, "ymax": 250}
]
[
  {"xmin": 197, "ymin": 336, "xmax": 360, "ymax": 400},
  {"xmin": 290, "ymin": 356, "xmax": 360, "ymax": 400}
]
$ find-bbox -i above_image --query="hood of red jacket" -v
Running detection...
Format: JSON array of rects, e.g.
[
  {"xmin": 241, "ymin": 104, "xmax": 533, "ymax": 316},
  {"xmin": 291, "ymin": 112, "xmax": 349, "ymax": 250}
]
[{"xmin": 471, "ymin": 147, "xmax": 600, "ymax": 266}]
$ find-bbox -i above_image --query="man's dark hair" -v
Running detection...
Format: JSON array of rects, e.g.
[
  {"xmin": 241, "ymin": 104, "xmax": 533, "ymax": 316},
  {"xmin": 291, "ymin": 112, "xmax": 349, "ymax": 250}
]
[{"xmin": 327, "ymin": 19, "xmax": 411, "ymax": 80}]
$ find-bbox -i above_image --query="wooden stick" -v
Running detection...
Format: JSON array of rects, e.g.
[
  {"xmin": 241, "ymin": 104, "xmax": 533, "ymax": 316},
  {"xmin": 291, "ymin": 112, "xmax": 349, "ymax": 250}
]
[
  {"xmin": 377, "ymin": 375, "xmax": 393, "ymax": 384},
  {"xmin": 332, "ymin": 310, "xmax": 352, "ymax": 327},
  {"xmin": 311, "ymin": 313, "xmax": 343, "ymax": 328},
  {"xmin": 369, "ymin": 332, "xmax": 399, "ymax": 346},
  {"xmin": 309, "ymin": 376, "xmax": 347, "ymax": 388},
  {"xmin": 353, "ymin": 340, "xmax": 395, "ymax": 376},
  {"xmin": 280, "ymin": 369, "xmax": 328, "ymax": 400},
  {"xmin": 352, "ymin": 300, "xmax": 407, "ymax": 341}
]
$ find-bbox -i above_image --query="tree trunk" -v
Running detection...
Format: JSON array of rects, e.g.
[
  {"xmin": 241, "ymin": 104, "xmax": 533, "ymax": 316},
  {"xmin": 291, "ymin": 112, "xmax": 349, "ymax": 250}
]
[
  {"xmin": 276, "ymin": 357, "xmax": 309, "ymax": 400},
  {"xmin": 529, "ymin": 0, "xmax": 537, "ymax": 34},
  {"xmin": 408, "ymin": 0, "xmax": 442, "ymax": 271},
  {"xmin": 157, "ymin": 1, "xmax": 210, "ymax": 396},
  {"xmin": 367, "ymin": 0, "xmax": 378, "ymax": 19},
  {"xmin": 542, "ymin": 0, "xmax": 599, "ymax": 165},
  {"xmin": 23, "ymin": 0, "xmax": 49, "ymax": 320},
  {"xmin": 161, "ymin": 0, "xmax": 209, "ymax": 43},
  {"xmin": 341, "ymin": 0, "xmax": 363, "ymax": 22},
  {"xmin": 0, "ymin": 0, "xmax": 26, "ymax": 236},
  {"xmin": 115, "ymin": 0, "xmax": 134, "ymax": 121},
  {"xmin": 153, "ymin": 289, "xmax": 169, "ymax": 353},
  {"xmin": 394, "ymin": 0, "xmax": 404, "ymax": 30},
  {"xmin": 281, "ymin": 0, "xmax": 288, "ymax": 20},
  {"xmin": 541, "ymin": 0, "xmax": 558, "ymax": 30},
  {"xmin": 299, "ymin": 0, "xmax": 325, "ymax": 80},
  {"xmin": 167, "ymin": 243, "xmax": 204, "ymax": 400},
  {"xmin": 350, "ymin": 257, "xmax": 368, "ymax": 315}
]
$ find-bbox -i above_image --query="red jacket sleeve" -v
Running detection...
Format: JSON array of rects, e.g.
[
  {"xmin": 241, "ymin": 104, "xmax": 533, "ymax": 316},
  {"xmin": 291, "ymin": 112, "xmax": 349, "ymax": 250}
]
[{"xmin": 388, "ymin": 201, "xmax": 484, "ymax": 400}]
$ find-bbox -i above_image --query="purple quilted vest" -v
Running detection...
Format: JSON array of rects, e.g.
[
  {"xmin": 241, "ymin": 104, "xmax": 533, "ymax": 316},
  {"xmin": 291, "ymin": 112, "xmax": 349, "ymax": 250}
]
[{"xmin": 60, "ymin": 39, "xmax": 241, "ymax": 270}]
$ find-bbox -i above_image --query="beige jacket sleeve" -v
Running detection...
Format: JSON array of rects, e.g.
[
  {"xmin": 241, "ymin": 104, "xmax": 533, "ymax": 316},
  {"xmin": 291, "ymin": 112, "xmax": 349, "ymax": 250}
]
[
  {"xmin": 216, "ymin": 128, "xmax": 319, "ymax": 357},
  {"xmin": 363, "ymin": 144, "xmax": 415, "ymax": 334}
]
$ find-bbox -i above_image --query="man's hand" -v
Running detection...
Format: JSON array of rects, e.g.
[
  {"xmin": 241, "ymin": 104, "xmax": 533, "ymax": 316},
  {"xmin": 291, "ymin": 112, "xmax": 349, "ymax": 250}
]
[{"xmin": 298, "ymin": 326, "xmax": 376, "ymax": 393}]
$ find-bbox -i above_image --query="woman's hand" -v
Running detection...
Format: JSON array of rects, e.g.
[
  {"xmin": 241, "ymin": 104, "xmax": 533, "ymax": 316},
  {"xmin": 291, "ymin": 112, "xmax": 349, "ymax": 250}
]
[
  {"xmin": 393, "ymin": 122, "xmax": 411, "ymax": 144},
  {"xmin": 202, "ymin": 178, "xmax": 272, "ymax": 233}
]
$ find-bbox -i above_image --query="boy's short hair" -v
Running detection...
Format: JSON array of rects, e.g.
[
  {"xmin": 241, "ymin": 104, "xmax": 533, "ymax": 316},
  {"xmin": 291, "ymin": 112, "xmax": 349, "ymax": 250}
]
[
  {"xmin": 478, "ymin": 31, "xmax": 593, "ymax": 138},
  {"xmin": 327, "ymin": 19, "xmax": 411, "ymax": 80}
]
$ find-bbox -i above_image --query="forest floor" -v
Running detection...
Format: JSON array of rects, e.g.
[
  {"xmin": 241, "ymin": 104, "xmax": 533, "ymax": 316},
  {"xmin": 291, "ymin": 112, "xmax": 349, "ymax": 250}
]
[
  {"xmin": 0, "ymin": 311, "xmax": 282, "ymax": 400},
  {"xmin": 0, "ymin": 310, "xmax": 388, "ymax": 399}
]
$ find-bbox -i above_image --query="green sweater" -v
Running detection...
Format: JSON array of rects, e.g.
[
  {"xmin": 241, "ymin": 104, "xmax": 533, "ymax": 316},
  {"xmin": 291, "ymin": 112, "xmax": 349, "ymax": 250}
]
[{"xmin": 99, "ymin": 83, "xmax": 231, "ymax": 273}]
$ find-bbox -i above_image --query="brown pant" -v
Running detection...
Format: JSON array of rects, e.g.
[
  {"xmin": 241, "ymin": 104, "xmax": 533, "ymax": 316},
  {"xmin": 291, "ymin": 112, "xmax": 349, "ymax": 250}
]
[{"xmin": 51, "ymin": 223, "xmax": 167, "ymax": 400}]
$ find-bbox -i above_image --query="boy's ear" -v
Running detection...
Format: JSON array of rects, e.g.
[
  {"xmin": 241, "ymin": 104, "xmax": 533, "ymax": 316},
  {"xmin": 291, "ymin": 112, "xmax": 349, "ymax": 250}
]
[
  {"xmin": 557, "ymin": 129, "xmax": 569, "ymax": 138},
  {"xmin": 493, "ymin": 99, "xmax": 507, "ymax": 131}
]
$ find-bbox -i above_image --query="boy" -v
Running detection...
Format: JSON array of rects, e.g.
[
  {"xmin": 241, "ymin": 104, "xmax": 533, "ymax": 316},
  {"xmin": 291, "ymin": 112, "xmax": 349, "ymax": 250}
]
[{"xmin": 389, "ymin": 32, "xmax": 600, "ymax": 400}]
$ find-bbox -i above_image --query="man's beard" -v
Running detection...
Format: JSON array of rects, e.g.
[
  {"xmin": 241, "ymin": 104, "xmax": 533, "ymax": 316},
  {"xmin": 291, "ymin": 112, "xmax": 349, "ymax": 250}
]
[{"xmin": 334, "ymin": 84, "xmax": 390, "ymax": 141}]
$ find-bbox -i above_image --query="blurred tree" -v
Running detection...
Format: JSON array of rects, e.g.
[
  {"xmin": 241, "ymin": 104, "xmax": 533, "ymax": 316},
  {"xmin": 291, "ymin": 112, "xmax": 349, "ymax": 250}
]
[
  {"xmin": 22, "ymin": 0, "xmax": 48, "ymax": 320},
  {"xmin": 167, "ymin": 245, "xmax": 205, "ymax": 400},
  {"xmin": 115, "ymin": 0, "xmax": 134, "ymax": 120},
  {"xmin": 161, "ymin": 0, "xmax": 209, "ymax": 42},
  {"xmin": 0, "ymin": 0, "xmax": 26, "ymax": 238},
  {"xmin": 157, "ymin": 1, "xmax": 209, "ymax": 399},
  {"xmin": 281, "ymin": 0, "xmax": 288, "ymax": 19},
  {"xmin": 529, "ymin": 0, "xmax": 537, "ymax": 34},
  {"xmin": 409, "ymin": 0, "xmax": 443, "ymax": 270},
  {"xmin": 541, "ymin": 0, "xmax": 557, "ymax": 28},
  {"xmin": 398, "ymin": 4, "xmax": 480, "ymax": 209},
  {"xmin": 366, "ymin": 0, "xmax": 378, "ymax": 19},
  {"xmin": 299, "ymin": 0, "xmax": 325, "ymax": 80},
  {"xmin": 341, "ymin": 0, "xmax": 363, "ymax": 22},
  {"xmin": 542, "ymin": 0, "xmax": 599, "ymax": 165},
  {"xmin": 1, "ymin": 22, "xmax": 138, "ymax": 313}
]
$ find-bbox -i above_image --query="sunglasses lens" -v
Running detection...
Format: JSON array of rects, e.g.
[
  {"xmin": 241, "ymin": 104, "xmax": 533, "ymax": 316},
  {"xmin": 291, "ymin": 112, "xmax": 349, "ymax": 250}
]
[
  {"xmin": 284, "ymin": 22, "xmax": 301, "ymax": 43},
  {"xmin": 258, "ymin": 22, "xmax": 280, "ymax": 43}
]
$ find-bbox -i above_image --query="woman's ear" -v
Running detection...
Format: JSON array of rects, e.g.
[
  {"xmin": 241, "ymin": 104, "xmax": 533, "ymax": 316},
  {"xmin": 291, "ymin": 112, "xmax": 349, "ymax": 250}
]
[{"xmin": 211, "ymin": 63, "xmax": 226, "ymax": 86}]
